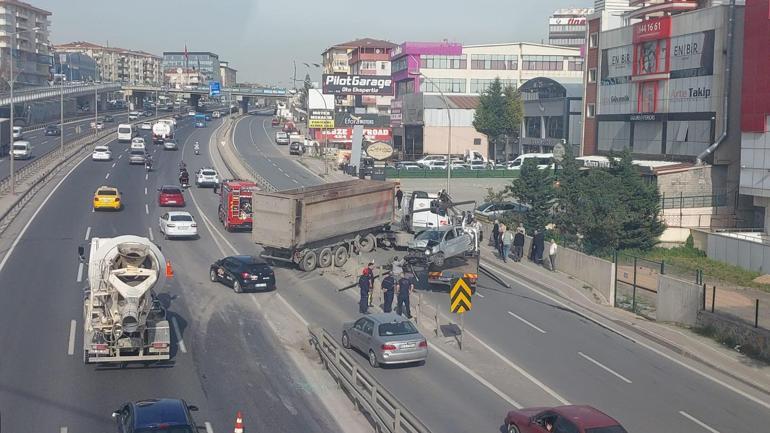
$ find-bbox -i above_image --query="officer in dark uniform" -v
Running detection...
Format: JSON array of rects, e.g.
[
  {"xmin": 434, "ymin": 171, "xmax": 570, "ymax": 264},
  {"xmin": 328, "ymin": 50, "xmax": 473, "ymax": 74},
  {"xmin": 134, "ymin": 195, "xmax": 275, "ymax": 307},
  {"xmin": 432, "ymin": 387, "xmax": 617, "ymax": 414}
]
[
  {"xmin": 358, "ymin": 268, "xmax": 372, "ymax": 314},
  {"xmin": 381, "ymin": 273, "xmax": 396, "ymax": 313},
  {"xmin": 396, "ymin": 274, "xmax": 414, "ymax": 318}
]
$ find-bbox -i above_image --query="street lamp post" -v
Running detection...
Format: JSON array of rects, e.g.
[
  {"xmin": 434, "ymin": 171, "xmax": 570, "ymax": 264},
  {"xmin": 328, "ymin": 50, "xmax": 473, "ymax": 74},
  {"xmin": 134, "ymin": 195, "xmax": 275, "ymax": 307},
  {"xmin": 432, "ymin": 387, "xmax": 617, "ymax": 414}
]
[
  {"xmin": 60, "ymin": 63, "xmax": 64, "ymax": 154},
  {"xmin": 7, "ymin": 27, "xmax": 40, "ymax": 195},
  {"xmin": 410, "ymin": 71, "xmax": 452, "ymax": 195},
  {"xmin": 94, "ymin": 85, "xmax": 98, "ymax": 135}
]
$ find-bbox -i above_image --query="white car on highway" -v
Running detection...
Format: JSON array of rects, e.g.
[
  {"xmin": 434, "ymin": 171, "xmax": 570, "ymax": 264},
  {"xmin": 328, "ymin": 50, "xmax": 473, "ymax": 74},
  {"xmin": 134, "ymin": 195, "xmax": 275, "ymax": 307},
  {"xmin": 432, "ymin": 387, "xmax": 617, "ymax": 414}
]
[
  {"xmin": 91, "ymin": 145, "xmax": 112, "ymax": 161},
  {"xmin": 140, "ymin": 122, "xmax": 152, "ymax": 130},
  {"xmin": 128, "ymin": 111, "xmax": 140, "ymax": 120},
  {"xmin": 158, "ymin": 211, "xmax": 198, "ymax": 239},
  {"xmin": 195, "ymin": 168, "xmax": 220, "ymax": 188},
  {"xmin": 130, "ymin": 137, "xmax": 146, "ymax": 151}
]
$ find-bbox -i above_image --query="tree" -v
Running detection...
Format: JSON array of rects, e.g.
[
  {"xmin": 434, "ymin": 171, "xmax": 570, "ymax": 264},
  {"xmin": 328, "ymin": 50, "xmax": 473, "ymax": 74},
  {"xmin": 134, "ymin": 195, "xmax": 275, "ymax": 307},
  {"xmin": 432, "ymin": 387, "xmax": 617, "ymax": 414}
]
[
  {"xmin": 484, "ymin": 187, "xmax": 509, "ymax": 207},
  {"xmin": 299, "ymin": 73, "xmax": 312, "ymax": 110},
  {"xmin": 553, "ymin": 145, "xmax": 585, "ymax": 248},
  {"xmin": 508, "ymin": 158, "xmax": 555, "ymax": 231},
  {"xmin": 473, "ymin": 78, "xmax": 522, "ymax": 160}
]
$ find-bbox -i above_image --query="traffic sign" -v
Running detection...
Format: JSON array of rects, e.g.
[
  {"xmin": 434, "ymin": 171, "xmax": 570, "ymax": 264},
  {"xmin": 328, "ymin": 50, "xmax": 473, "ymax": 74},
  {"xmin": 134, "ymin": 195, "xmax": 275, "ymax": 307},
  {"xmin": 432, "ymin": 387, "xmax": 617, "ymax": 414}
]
[
  {"xmin": 209, "ymin": 81, "xmax": 221, "ymax": 97},
  {"xmin": 450, "ymin": 278, "xmax": 472, "ymax": 314}
]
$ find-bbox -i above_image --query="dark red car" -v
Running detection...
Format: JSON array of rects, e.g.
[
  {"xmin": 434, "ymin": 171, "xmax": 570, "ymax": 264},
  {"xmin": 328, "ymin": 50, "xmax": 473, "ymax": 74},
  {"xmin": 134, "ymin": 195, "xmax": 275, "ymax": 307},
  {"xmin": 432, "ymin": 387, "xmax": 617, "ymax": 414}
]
[
  {"xmin": 158, "ymin": 185, "xmax": 185, "ymax": 207},
  {"xmin": 271, "ymin": 117, "xmax": 280, "ymax": 127},
  {"xmin": 504, "ymin": 405, "xmax": 627, "ymax": 433}
]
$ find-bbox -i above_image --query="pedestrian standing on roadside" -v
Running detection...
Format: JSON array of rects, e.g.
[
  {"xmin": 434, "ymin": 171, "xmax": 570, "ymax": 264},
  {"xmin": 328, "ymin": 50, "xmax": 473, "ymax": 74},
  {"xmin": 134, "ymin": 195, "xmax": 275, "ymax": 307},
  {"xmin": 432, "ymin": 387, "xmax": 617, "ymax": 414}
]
[
  {"xmin": 358, "ymin": 268, "xmax": 372, "ymax": 314},
  {"xmin": 492, "ymin": 220, "xmax": 500, "ymax": 248},
  {"xmin": 391, "ymin": 256, "xmax": 404, "ymax": 278},
  {"xmin": 381, "ymin": 273, "xmax": 396, "ymax": 313},
  {"xmin": 513, "ymin": 228, "xmax": 525, "ymax": 262},
  {"xmin": 548, "ymin": 239, "xmax": 558, "ymax": 271},
  {"xmin": 533, "ymin": 230, "xmax": 545, "ymax": 264},
  {"xmin": 498, "ymin": 224, "xmax": 507, "ymax": 258},
  {"xmin": 528, "ymin": 229, "xmax": 538, "ymax": 261},
  {"xmin": 395, "ymin": 186, "xmax": 404, "ymax": 210},
  {"xmin": 501, "ymin": 228, "xmax": 514, "ymax": 263},
  {"xmin": 396, "ymin": 274, "xmax": 414, "ymax": 318}
]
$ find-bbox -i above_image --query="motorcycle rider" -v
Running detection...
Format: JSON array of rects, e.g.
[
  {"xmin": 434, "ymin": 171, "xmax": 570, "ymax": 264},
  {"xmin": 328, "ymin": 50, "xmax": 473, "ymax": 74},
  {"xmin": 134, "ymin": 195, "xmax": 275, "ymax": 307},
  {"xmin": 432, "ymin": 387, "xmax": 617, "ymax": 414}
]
[
  {"xmin": 194, "ymin": 141, "xmax": 200, "ymax": 155},
  {"xmin": 144, "ymin": 155, "xmax": 153, "ymax": 172},
  {"xmin": 179, "ymin": 169, "xmax": 189, "ymax": 186}
]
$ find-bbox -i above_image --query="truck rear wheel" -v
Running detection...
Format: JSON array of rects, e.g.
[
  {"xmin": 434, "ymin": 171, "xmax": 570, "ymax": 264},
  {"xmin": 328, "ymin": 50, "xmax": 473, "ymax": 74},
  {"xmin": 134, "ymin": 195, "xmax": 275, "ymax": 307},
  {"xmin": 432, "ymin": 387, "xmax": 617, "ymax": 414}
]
[
  {"xmin": 333, "ymin": 246, "xmax": 349, "ymax": 267},
  {"xmin": 358, "ymin": 233, "xmax": 377, "ymax": 253},
  {"xmin": 318, "ymin": 248, "xmax": 333, "ymax": 268},
  {"xmin": 300, "ymin": 250, "xmax": 318, "ymax": 272}
]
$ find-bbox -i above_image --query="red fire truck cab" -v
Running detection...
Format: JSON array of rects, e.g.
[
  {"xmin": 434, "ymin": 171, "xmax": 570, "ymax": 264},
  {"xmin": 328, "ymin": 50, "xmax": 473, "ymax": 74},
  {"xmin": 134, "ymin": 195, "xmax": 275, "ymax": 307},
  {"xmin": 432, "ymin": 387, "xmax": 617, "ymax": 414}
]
[{"xmin": 218, "ymin": 180, "xmax": 257, "ymax": 231}]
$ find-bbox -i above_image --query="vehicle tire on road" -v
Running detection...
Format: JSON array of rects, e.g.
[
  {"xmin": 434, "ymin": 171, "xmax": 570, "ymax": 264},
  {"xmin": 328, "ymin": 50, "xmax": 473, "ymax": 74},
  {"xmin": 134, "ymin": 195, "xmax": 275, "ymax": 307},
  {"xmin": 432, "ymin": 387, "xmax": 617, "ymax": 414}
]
[
  {"xmin": 333, "ymin": 245, "xmax": 348, "ymax": 267},
  {"xmin": 368, "ymin": 350, "xmax": 379, "ymax": 368},
  {"xmin": 358, "ymin": 233, "xmax": 376, "ymax": 253},
  {"xmin": 432, "ymin": 253, "xmax": 445, "ymax": 267},
  {"xmin": 341, "ymin": 332, "xmax": 351, "ymax": 349},
  {"xmin": 318, "ymin": 247, "xmax": 333, "ymax": 268},
  {"xmin": 209, "ymin": 269, "xmax": 218, "ymax": 282},
  {"xmin": 507, "ymin": 423, "xmax": 520, "ymax": 433},
  {"xmin": 300, "ymin": 250, "xmax": 318, "ymax": 272},
  {"xmin": 233, "ymin": 280, "xmax": 242, "ymax": 293}
]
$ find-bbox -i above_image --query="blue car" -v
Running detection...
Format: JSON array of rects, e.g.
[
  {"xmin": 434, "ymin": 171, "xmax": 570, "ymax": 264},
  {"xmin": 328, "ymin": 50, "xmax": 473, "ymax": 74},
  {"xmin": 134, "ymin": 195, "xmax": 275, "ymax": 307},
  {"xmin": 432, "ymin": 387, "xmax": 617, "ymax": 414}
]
[
  {"xmin": 204, "ymin": 114, "xmax": 212, "ymax": 121},
  {"xmin": 195, "ymin": 121, "xmax": 206, "ymax": 128}
]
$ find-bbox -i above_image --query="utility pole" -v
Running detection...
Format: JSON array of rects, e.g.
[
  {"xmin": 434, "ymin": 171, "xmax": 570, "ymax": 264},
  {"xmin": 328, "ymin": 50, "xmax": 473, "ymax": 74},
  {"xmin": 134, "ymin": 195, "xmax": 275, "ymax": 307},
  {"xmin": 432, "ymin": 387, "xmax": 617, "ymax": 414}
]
[{"xmin": 9, "ymin": 32, "xmax": 15, "ymax": 194}]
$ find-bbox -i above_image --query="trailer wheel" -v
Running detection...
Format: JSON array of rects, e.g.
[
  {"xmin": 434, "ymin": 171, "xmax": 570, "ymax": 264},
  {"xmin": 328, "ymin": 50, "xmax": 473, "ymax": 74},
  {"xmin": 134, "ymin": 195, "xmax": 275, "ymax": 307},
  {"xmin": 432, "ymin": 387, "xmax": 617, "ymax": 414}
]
[
  {"xmin": 358, "ymin": 233, "xmax": 377, "ymax": 253},
  {"xmin": 318, "ymin": 248, "xmax": 333, "ymax": 268},
  {"xmin": 300, "ymin": 250, "xmax": 318, "ymax": 272},
  {"xmin": 333, "ymin": 246, "xmax": 349, "ymax": 267}
]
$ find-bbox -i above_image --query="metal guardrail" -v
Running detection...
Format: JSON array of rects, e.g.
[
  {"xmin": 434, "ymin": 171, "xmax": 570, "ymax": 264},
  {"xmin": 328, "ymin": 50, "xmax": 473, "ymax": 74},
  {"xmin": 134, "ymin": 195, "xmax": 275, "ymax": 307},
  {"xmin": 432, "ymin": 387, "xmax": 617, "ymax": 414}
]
[
  {"xmin": 124, "ymin": 84, "xmax": 287, "ymax": 97},
  {"xmin": 308, "ymin": 327, "xmax": 433, "ymax": 433},
  {"xmin": 0, "ymin": 83, "xmax": 121, "ymax": 106}
]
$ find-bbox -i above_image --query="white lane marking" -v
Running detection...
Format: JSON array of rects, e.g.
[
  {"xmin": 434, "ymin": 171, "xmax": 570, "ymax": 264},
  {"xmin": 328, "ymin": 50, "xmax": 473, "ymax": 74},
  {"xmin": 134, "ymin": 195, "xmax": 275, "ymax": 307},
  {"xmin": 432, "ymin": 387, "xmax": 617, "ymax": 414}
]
[
  {"xmin": 171, "ymin": 316, "xmax": 187, "ymax": 353},
  {"xmin": 148, "ymin": 227, "xmax": 154, "ymax": 242},
  {"xmin": 278, "ymin": 167, "xmax": 285, "ymax": 173},
  {"xmin": 679, "ymin": 411, "xmax": 721, "ymax": 433},
  {"xmin": 145, "ymin": 173, "xmax": 148, "ymax": 180},
  {"xmin": 430, "ymin": 342, "xmax": 522, "ymax": 408},
  {"xmin": 111, "ymin": 162, "xmax": 116, "ymax": 168},
  {"xmin": 60, "ymin": 427, "xmax": 68, "ymax": 433},
  {"xmin": 104, "ymin": 172, "xmax": 110, "ymax": 179},
  {"xmin": 507, "ymin": 311, "xmax": 547, "ymax": 334},
  {"xmin": 67, "ymin": 320, "xmax": 77, "ymax": 355},
  {"xmin": 578, "ymin": 351, "xmax": 632, "ymax": 384},
  {"xmin": 205, "ymin": 422, "xmax": 214, "ymax": 433},
  {"xmin": 476, "ymin": 292, "xmax": 485, "ymax": 298},
  {"xmin": 76, "ymin": 262, "xmax": 84, "ymax": 282},
  {"xmin": 118, "ymin": 154, "xmax": 122, "ymax": 159},
  {"xmin": 482, "ymin": 261, "xmax": 770, "ymax": 410},
  {"xmin": 292, "ymin": 179, "xmax": 299, "ymax": 184},
  {"xmin": 84, "ymin": 226, "xmax": 91, "ymax": 241},
  {"xmin": 145, "ymin": 204, "xmax": 149, "ymax": 215},
  {"xmin": 144, "ymin": 187, "xmax": 147, "ymax": 195}
]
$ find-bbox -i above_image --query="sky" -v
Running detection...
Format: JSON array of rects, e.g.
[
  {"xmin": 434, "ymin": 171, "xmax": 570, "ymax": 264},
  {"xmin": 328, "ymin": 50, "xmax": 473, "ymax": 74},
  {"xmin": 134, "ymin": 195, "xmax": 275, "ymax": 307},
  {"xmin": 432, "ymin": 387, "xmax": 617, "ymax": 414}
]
[{"xmin": 34, "ymin": 0, "xmax": 591, "ymax": 86}]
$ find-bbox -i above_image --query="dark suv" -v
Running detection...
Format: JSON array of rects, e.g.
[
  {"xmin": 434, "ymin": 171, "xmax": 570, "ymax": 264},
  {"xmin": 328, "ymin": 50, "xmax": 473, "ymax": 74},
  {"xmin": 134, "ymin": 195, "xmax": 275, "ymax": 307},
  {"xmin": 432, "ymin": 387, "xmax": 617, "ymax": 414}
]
[
  {"xmin": 45, "ymin": 124, "xmax": 61, "ymax": 136},
  {"xmin": 210, "ymin": 255, "xmax": 276, "ymax": 292},
  {"xmin": 289, "ymin": 141, "xmax": 303, "ymax": 156},
  {"xmin": 112, "ymin": 398, "xmax": 199, "ymax": 433}
]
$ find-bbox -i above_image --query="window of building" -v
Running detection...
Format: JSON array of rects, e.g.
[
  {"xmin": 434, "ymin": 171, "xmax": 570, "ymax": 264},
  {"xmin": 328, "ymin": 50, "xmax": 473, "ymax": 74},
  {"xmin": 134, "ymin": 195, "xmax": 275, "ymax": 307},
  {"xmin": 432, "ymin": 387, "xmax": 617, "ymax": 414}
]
[
  {"xmin": 473, "ymin": 138, "xmax": 482, "ymax": 145},
  {"xmin": 587, "ymin": 103, "xmax": 596, "ymax": 118},
  {"xmin": 470, "ymin": 78, "xmax": 517, "ymax": 94},
  {"xmin": 392, "ymin": 57, "xmax": 408, "ymax": 73},
  {"xmin": 546, "ymin": 117, "xmax": 564, "ymax": 139},
  {"xmin": 567, "ymin": 57, "xmax": 584, "ymax": 71},
  {"xmin": 360, "ymin": 61, "xmax": 377, "ymax": 70},
  {"xmin": 420, "ymin": 55, "xmax": 467, "ymax": 69},
  {"xmin": 470, "ymin": 54, "xmax": 518, "ymax": 70},
  {"xmin": 521, "ymin": 56, "xmax": 564, "ymax": 71},
  {"xmin": 588, "ymin": 68, "xmax": 597, "ymax": 82},
  {"xmin": 396, "ymin": 79, "xmax": 415, "ymax": 97},
  {"xmin": 589, "ymin": 32, "xmax": 598, "ymax": 48},
  {"xmin": 420, "ymin": 78, "xmax": 466, "ymax": 93},
  {"xmin": 525, "ymin": 117, "xmax": 542, "ymax": 138}
]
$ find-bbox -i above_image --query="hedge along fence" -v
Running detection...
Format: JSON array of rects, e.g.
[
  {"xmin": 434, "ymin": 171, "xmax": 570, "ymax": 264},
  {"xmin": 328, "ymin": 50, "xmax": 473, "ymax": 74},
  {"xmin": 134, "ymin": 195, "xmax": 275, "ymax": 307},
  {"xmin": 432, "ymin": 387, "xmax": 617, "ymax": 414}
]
[{"xmin": 385, "ymin": 167, "xmax": 521, "ymax": 179}]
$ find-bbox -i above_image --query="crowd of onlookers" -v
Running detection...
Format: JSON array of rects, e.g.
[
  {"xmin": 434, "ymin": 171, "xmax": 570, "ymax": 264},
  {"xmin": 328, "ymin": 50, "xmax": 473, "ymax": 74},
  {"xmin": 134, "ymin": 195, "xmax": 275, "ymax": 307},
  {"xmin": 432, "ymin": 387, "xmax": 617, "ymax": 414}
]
[{"xmin": 491, "ymin": 220, "xmax": 557, "ymax": 271}]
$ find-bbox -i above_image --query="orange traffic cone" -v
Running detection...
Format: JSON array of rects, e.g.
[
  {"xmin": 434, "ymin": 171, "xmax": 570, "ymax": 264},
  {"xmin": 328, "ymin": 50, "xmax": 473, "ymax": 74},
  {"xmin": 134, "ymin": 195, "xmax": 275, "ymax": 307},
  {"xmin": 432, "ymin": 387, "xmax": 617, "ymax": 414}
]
[
  {"xmin": 165, "ymin": 260, "xmax": 174, "ymax": 278},
  {"xmin": 233, "ymin": 411, "xmax": 244, "ymax": 433}
]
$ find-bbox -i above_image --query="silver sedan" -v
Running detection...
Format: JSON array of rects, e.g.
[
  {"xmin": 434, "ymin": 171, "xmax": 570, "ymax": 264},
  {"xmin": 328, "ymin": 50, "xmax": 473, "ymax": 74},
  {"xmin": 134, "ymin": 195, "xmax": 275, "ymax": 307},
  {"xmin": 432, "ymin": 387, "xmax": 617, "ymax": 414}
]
[{"xmin": 342, "ymin": 313, "xmax": 427, "ymax": 368}]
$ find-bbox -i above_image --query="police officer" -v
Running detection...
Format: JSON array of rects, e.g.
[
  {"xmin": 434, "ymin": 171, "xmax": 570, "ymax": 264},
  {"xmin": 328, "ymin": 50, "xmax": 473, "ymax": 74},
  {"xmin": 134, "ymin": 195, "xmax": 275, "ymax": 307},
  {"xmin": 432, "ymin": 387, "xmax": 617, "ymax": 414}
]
[
  {"xmin": 381, "ymin": 272, "xmax": 396, "ymax": 313},
  {"xmin": 358, "ymin": 267, "xmax": 372, "ymax": 314},
  {"xmin": 396, "ymin": 274, "xmax": 414, "ymax": 318},
  {"xmin": 365, "ymin": 262, "xmax": 375, "ymax": 307}
]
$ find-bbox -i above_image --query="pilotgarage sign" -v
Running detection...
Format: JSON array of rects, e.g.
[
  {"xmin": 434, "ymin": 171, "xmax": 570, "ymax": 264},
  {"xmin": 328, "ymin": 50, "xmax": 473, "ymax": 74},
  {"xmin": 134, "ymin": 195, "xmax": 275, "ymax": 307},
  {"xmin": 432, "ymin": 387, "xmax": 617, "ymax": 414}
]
[{"xmin": 323, "ymin": 74, "xmax": 394, "ymax": 96}]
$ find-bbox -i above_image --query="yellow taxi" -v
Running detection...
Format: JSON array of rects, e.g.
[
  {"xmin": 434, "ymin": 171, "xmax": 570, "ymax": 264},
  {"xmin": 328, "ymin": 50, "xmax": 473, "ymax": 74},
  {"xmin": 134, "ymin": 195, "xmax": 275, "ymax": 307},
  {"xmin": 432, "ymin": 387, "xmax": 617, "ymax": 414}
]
[{"xmin": 93, "ymin": 186, "xmax": 122, "ymax": 211}]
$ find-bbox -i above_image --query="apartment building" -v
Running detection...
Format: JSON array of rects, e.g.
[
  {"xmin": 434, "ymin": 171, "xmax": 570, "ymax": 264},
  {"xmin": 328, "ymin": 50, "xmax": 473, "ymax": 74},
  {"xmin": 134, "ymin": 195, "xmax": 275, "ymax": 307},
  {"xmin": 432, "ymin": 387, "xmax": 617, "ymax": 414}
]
[
  {"xmin": 55, "ymin": 41, "xmax": 162, "ymax": 85},
  {"xmin": 0, "ymin": 0, "xmax": 52, "ymax": 87}
]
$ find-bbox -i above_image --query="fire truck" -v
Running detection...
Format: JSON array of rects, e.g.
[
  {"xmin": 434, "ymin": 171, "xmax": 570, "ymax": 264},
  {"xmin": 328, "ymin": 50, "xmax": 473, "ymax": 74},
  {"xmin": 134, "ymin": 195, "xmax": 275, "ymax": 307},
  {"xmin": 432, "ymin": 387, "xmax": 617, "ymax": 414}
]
[{"xmin": 218, "ymin": 180, "xmax": 257, "ymax": 232}]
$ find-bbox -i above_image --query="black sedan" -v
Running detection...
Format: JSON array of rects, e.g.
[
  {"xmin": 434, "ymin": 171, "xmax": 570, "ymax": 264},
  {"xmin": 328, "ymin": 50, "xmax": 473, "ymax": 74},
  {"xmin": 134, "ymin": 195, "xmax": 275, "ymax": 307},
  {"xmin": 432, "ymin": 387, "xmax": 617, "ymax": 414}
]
[
  {"xmin": 102, "ymin": 114, "xmax": 114, "ymax": 122},
  {"xmin": 112, "ymin": 399, "xmax": 199, "ymax": 433},
  {"xmin": 210, "ymin": 255, "xmax": 276, "ymax": 292},
  {"xmin": 44, "ymin": 124, "xmax": 61, "ymax": 136}
]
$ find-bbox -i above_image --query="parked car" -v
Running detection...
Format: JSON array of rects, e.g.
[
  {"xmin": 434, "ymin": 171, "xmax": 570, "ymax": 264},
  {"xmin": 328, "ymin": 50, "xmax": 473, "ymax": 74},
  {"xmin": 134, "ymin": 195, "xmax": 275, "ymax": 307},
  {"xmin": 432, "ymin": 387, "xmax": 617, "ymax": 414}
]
[
  {"xmin": 504, "ymin": 405, "xmax": 628, "ymax": 433},
  {"xmin": 157, "ymin": 185, "xmax": 185, "ymax": 207},
  {"xmin": 44, "ymin": 124, "xmax": 61, "ymax": 136},
  {"xmin": 209, "ymin": 255, "xmax": 276, "ymax": 293},
  {"xmin": 112, "ymin": 399, "xmax": 200, "ymax": 433},
  {"xmin": 159, "ymin": 211, "xmax": 198, "ymax": 239},
  {"xmin": 91, "ymin": 145, "xmax": 112, "ymax": 161},
  {"xmin": 289, "ymin": 141, "xmax": 303, "ymax": 155},
  {"xmin": 506, "ymin": 153, "xmax": 555, "ymax": 170},
  {"xmin": 195, "ymin": 167, "xmax": 220, "ymax": 187},
  {"xmin": 468, "ymin": 160, "xmax": 489, "ymax": 170},
  {"xmin": 342, "ymin": 313, "xmax": 428, "ymax": 368},
  {"xmin": 416, "ymin": 155, "xmax": 447, "ymax": 167},
  {"xmin": 449, "ymin": 161, "xmax": 468, "ymax": 170},
  {"xmin": 275, "ymin": 131, "xmax": 289, "ymax": 145},
  {"xmin": 425, "ymin": 160, "xmax": 448, "ymax": 170},
  {"xmin": 475, "ymin": 202, "xmax": 530, "ymax": 218}
]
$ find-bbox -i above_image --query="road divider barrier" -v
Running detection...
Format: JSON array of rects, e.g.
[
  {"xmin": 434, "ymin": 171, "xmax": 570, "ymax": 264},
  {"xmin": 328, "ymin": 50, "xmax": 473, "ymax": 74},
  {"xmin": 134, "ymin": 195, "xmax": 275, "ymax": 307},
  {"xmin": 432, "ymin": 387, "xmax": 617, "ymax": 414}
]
[
  {"xmin": 212, "ymin": 116, "xmax": 276, "ymax": 192},
  {"xmin": 308, "ymin": 327, "xmax": 433, "ymax": 433}
]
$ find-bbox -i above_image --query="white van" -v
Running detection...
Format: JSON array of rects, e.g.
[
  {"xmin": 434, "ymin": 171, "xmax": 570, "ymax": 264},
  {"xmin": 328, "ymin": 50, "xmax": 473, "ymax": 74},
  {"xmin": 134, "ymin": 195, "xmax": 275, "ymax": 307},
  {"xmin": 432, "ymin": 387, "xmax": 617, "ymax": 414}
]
[
  {"xmin": 404, "ymin": 191, "xmax": 451, "ymax": 231},
  {"xmin": 12, "ymin": 126, "xmax": 23, "ymax": 140},
  {"xmin": 117, "ymin": 124, "xmax": 133, "ymax": 143},
  {"xmin": 11, "ymin": 140, "xmax": 32, "ymax": 160},
  {"xmin": 506, "ymin": 153, "xmax": 554, "ymax": 170}
]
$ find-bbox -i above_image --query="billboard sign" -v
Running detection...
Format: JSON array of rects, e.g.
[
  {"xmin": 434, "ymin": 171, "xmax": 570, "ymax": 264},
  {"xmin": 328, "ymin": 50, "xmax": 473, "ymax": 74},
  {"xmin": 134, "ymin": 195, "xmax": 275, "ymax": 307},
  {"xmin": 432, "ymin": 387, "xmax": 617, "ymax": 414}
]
[
  {"xmin": 308, "ymin": 109, "xmax": 334, "ymax": 128},
  {"xmin": 549, "ymin": 17, "xmax": 586, "ymax": 26},
  {"xmin": 601, "ymin": 46, "xmax": 633, "ymax": 84},
  {"xmin": 390, "ymin": 99, "xmax": 403, "ymax": 128},
  {"xmin": 335, "ymin": 112, "xmax": 389, "ymax": 127},
  {"xmin": 209, "ymin": 81, "xmax": 221, "ymax": 96},
  {"xmin": 669, "ymin": 30, "xmax": 715, "ymax": 78},
  {"xmin": 322, "ymin": 74, "xmax": 394, "ymax": 95},
  {"xmin": 315, "ymin": 128, "xmax": 392, "ymax": 142},
  {"xmin": 633, "ymin": 16, "xmax": 671, "ymax": 43}
]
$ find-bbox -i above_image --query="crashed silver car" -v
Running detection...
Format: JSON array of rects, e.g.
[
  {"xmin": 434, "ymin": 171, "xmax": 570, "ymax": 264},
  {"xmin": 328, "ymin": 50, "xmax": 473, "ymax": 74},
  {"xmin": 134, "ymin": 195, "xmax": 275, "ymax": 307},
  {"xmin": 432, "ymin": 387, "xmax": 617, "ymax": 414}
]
[{"xmin": 407, "ymin": 225, "xmax": 476, "ymax": 267}]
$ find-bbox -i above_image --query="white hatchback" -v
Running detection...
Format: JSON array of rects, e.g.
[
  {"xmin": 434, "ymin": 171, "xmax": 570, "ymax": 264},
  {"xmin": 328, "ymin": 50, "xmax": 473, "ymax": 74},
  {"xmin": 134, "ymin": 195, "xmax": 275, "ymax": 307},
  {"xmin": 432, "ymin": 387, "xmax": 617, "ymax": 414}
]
[
  {"xmin": 159, "ymin": 211, "xmax": 198, "ymax": 239},
  {"xmin": 130, "ymin": 137, "xmax": 146, "ymax": 151},
  {"xmin": 92, "ymin": 145, "xmax": 112, "ymax": 161}
]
